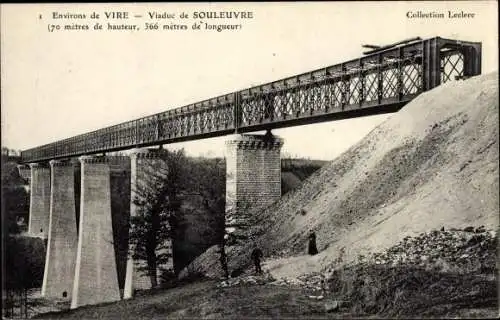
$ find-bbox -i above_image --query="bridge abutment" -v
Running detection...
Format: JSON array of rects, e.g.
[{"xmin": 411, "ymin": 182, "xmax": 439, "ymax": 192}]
[
  {"xmin": 28, "ymin": 163, "xmax": 51, "ymax": 238},
  {"xmin": 71, "ymin": 156, "xmax": 120, "ymax": 309},
  {"xmin": 124, "ymin": 148, "xmax": 173, "ymax": 299},
  {"xmin": 225, "ymin": 133, "xmax": 284, "ymax": 241},
  {"xmin": 42, "ymin": 160, "xmax": 78, "ymax": 300}
]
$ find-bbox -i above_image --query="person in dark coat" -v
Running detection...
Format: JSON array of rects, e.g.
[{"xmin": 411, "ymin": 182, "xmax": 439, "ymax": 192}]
[
  {"xmin": 308, "ymin": 232, "xmax": 318, "ymax": 255},
  {"xmin": 250, "ymin": 245, "xmax": 264, "ymax": 274}
]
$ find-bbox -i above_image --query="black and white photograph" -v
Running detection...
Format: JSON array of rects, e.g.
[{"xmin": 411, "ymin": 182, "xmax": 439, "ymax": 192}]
[{"xmin": 1, "ymin": 1, "xmax": 498, "ymax": 318}]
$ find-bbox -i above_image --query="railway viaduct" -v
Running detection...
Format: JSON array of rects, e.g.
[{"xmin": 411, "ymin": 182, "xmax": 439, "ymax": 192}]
[{"xmin": 16, "ymin": 37, "xmax": 481, "ymax": 308}]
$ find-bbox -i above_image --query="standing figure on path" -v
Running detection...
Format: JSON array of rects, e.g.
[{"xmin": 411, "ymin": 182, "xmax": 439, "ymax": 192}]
[
  {"xmin": 308, "ymin": 232, "xmax": 318, "ymax": 255},
  {"xmin": 251, "ymin": 245, "xmax": 264, "ymax": 275}
]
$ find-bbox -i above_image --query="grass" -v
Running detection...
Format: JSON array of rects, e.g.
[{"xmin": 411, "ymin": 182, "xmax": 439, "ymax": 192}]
[{"xmin": 34, "ymin": 280, "xmax": 338, "ymax": 319}]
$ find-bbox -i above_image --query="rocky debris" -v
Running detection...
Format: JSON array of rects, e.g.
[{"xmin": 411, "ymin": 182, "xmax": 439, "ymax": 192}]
[
  {"xmin": 297, "ymin": 272, "xmax": 328, "ymax": 292},
  {"xmin": 267, "ymin": 271, "xmax": 328, "ymax": 294},
  {"xmin": 216, "ymin": 268, "xmax": 333, "ymax": 305},
  {"xmin": 216, "ymin": 270, "xmax": 328, "ymax": 293},
  {"xmin": 324, "ymin": 299, "xmax": 345, "ymax": 312},
  {"xmin": 366, "ymin": 227, "xmax": 497, "ymax": 274},
  {"xmin": 256, "ymin": 227, "xmax": 497, "ymax": 313},
  {"xmin": 324, "ymin": 300, "xmax": 338, "ymax": 312},
  {"xmin": 216, "ymin": 272, "xmax": 276, "ymax": 288},
  {"xmin": 322, "ymin": 227, "xmax": 498, "ymax": 316},
  {"xmin": 326, "ymin": 263, "xmax": 497, "ymax": 317},
  {"xmin": 268, "ymin": 277, "xmax": 305, "ymax": 287}
]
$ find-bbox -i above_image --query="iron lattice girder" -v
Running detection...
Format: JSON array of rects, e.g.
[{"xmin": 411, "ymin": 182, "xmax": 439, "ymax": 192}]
[{"xmin": 21, "ymin": 37, "xmax": 481, "ymax": 163}]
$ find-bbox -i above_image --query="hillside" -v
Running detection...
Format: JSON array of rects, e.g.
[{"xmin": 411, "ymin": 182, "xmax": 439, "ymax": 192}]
[
  {"xmin": 263, "ymin": 71, "xmax": 499, "ymax": 277},
  {"xmin": 16, "ymin": 71, "xmax": 500, "ymax": 318},
  {"xmin": 182, "ymin": 71, "xmax": 499, "ymax": 282}
]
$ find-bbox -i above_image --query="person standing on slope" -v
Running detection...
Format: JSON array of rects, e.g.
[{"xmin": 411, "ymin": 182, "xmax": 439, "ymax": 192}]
[
  {"xmin": 308, "ymin": 232, "xmax": 318, "ymax": 255},
  {"xmin": 251, "ymin": 244, "xmax": 264, "ymax": 275}
]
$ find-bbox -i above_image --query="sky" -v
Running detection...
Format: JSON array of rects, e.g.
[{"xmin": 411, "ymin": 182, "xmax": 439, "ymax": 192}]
[{"xmin": 1, "ymin": 1, "xmax": 498, "ymax": 160}]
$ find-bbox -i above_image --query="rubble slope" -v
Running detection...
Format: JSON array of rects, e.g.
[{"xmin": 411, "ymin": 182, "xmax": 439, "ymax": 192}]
[
  {"xmin": 261, "ymin": 71, "xmax": 499, "ymax": 278},
  {"xmin": 182, "ymin": 71, "xmax": 499, "ymax": 281}
]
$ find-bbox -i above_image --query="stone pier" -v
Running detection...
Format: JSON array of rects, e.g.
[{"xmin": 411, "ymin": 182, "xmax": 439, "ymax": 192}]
[
  {"xmin": 108, "ymin": 156, "xmax": 131, "ymax": 298},
  {"xmin": 17, "ymin": 164, "xmax": 31, "ymax": 184},
  {"xmin": 71, "ymin": 156, "xmax": 120, "ymax": 309},
  {"xmin": 41, "ymin": 160, "xmax": 78, "ymax": 299},
  {"xmin": 124, "ymin": 149, "xmax": 173, "ymax": 299},
  {"xmin": 28, "ymin": 163, "xmax": 51, "ymax": 238},
  {"xmin": 225, "ymin": 133, "xmax": 284, "ymax": 241}
]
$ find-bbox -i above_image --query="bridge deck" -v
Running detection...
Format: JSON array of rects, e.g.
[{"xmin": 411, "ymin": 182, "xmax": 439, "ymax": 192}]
[{"xmin": 21, "ymin": 37, "xmax": 481, "ymax": 163}]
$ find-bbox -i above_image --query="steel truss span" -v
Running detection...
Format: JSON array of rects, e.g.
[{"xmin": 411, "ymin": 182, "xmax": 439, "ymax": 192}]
[{"xmin": 21, "ymin": 37, "xmax": 481, "ymax": 163}]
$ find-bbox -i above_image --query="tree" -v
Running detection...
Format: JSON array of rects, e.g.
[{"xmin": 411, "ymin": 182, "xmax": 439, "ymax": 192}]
[
  {"xmin": 2, "ymin": 160, "xmax": 39, "ymax": 318},
  {"xmin": 128, "ymin": 149, "xmax": 187, "ymax": 288},
  {"xmin": 183, "ymin": 157, "xmax": 227, "ymax": 278},
  {"xmin": 128, "ymin": 150, "xmax": 228, "ymax": 286},
  {"xmin": 1, "ymin": 161, "xmax": 29, "ymax": 235}
]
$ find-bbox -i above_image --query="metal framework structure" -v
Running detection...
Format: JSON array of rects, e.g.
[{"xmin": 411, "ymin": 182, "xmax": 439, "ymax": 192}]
[{"xmin": 21, "ymin": 37, "xmax": 481, "ymax": 163}]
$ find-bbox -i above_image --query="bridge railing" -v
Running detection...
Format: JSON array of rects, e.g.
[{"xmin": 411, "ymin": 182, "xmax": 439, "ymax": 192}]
[{"xmin": 21, "ymin": 37, "xmax": 481, "ymax": 163}]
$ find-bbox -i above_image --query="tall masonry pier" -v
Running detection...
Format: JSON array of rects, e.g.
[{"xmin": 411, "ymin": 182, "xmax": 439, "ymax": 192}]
[
  {"xmin": 41, "ymin": 160, "xmax": 78, "ymax": 300},
  {"xmin": 28, "ymin": 163, "xmax": 51, "ymax": 238},
  {"xmin": 71, "ymin": 156, "xmax": 121, "ymax": 309},
  {"xmin": 225, "ymin": 133, "xmax": 284, "ymax": 240}
]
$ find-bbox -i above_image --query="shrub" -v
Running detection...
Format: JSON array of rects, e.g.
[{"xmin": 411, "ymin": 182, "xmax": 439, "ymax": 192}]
[{"xmin": 4, "ymin": 236, "xmax": 46, "ymax": 290}]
